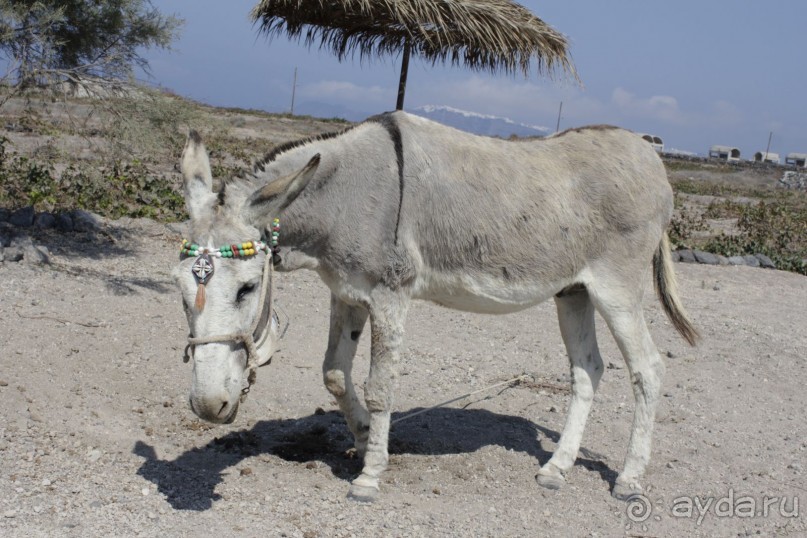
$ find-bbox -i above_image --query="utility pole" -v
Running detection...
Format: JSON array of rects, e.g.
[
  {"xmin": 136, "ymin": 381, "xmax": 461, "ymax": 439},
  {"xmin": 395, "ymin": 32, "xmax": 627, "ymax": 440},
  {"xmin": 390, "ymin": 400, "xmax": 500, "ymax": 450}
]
[
  {"xmin": 765, "ymin": 131, "xmax": 773, "ymax": 158},
  {"xmin": 555, "ymin": 101, "xmax": 563, "ymax": 133},
  {"xmin": 290, "ymin": 67, "xmax": 297, "ymax": 115}
]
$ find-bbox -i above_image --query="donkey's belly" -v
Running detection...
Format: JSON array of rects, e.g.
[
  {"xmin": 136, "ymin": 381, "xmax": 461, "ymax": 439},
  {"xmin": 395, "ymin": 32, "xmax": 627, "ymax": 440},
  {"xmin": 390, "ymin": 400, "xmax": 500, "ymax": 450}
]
[{"xmin": 413, "ymin": 269, "xmax": 569, "ymax": 315}]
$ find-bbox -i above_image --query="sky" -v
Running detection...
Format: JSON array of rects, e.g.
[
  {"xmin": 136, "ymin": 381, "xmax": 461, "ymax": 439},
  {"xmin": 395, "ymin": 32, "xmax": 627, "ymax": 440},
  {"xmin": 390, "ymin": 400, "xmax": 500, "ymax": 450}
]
[{"xmin": 143, "ymin": 0, "xmax": 807, "ymax": 158}]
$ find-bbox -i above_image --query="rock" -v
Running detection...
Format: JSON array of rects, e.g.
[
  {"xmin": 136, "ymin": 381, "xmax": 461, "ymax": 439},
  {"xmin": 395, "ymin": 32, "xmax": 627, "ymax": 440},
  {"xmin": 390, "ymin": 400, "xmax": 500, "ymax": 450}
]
[
  {"xmin": 670, "ymin": 250, "xmax": 681, "ymax": 262},
  {"xmin": 0, "ymin": 208, "xmax": 9, "ymax": 222},
  {"xmin": 71, "ymin": 210, "xmax": 99, "ymax": 232},
  {"xmin": 34, "ymin": 212, "xmax": 56, "ymax": 229},
  {"xmin": 677, "ymin": 249, "xmax": 696, "ymax": 263},
  {"xmin": 4, "ymin": 509, "xmax": 16, "ymax": 518},
  {"xmin": 9, "ymin": 206, "xmax": 35, "ymax": 227},
  {"xmin": 0, "ymin": 222, "xmax": 15, "ymax": 247},
  {"xmin": 3, "ymin": 246, "xmax": 24, "ymax": 262},
  {"xmin": 693, "ymin": 250, "xmax": 719, "ymax": 265},
  {"xmin": 743, "ymin": 255, "xmax": 760, "ymax": 267},
  {"xmin": 727, "ymin": 256, "xmax": 746, "ymax": 265},
  {"xmin": 23, "ymin": 245, "xmax": 49, "ymax": 265},
  {"xmin": 55, "ymin": 213, "xmax": 74, "ymax": 232},
  {"xmin": 716, "ymin": 255, "xmax": 730, "ymax": 265},
  {"xmin": 755, "ymin": 253, "xmax": 776, "ymax": 269}
]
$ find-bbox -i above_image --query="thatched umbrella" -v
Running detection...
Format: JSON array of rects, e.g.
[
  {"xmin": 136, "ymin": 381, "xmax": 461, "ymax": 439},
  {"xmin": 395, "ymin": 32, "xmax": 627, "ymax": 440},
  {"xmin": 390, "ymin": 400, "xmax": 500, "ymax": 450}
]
[{"xmin": 251, "ymin": 0, "xmax": 575, "ymax": 110}]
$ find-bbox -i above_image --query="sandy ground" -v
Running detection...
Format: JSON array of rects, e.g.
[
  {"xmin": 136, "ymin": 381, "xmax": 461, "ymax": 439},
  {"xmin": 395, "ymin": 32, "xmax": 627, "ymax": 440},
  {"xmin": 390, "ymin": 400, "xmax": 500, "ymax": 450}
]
[{"xmin": 1, "ymin": 215, "xmax": 805, "ymax": 538}]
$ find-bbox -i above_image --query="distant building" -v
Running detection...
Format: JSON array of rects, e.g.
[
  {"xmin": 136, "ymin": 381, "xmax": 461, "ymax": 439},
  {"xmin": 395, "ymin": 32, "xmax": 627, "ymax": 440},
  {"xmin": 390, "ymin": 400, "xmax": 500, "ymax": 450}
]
[
  {"xmin": 753, "ymin": 151, "xmax": 780, "ymax": 164},
  {"xmin": 709, "ymin": 145, "xmax": 741, "ymax": 162},
  {"xmin": 638, "ymin": 133, "xmax": 664, "ymax": 152},
  {"xmin": 785, "ymin": 153, "xmax": 807, "ymax": 168}
]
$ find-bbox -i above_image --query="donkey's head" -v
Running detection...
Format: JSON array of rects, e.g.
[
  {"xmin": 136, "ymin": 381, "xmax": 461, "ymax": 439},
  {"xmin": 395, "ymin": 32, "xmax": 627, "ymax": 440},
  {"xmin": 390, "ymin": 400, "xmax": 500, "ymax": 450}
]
[{"xmin": 175, "ymin": 131, "xmax": 319, "ymax": 423}]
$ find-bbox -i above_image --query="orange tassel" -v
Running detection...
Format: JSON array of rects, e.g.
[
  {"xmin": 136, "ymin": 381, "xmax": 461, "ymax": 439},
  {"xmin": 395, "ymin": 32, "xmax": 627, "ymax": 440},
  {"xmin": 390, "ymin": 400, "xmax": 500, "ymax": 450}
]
[{"xmin": 195, "ymin": 283, "xmax": 206, "ymax": 311}]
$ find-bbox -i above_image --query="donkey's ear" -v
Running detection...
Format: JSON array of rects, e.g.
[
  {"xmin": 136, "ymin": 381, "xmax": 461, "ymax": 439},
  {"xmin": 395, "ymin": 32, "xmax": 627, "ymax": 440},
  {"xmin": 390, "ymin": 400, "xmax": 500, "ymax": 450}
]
[
  {"xmin": 181, "ymin": 130, "xmax": 215, "ymax": 222},
  {"xmin": 245, "ymin": 154, "xmax": 320, "ymax": 225}
]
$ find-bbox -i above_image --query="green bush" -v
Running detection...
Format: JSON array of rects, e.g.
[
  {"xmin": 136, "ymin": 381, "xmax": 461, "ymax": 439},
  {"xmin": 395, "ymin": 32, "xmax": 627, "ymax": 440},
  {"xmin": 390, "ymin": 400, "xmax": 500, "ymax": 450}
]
[
  {"xmin": 668, "ymin": 207, "xmax": 708, "ymax": 249},
  {"xmin": 703, "ymin": 200, "xmax": 807, "ymax": 275},
  {"xmin": 0, "ymin": 136, "xmax": 186, "ymax": 221}
]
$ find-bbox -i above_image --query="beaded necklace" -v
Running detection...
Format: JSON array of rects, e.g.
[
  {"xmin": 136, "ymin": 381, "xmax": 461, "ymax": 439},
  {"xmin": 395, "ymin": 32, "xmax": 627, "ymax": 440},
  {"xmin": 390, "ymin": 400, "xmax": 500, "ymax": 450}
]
[
  {"xmin": 180, "ymin": 218, "xmax": 280, "ymax": 312},
  {"xmin": 181, "ymin": 218, "xmax": 281, "ymax": 258}
]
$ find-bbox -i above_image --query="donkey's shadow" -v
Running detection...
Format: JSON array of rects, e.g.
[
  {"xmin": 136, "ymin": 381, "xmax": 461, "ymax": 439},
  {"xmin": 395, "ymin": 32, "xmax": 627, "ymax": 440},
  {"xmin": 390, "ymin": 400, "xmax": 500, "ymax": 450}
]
[{"xmin": 133, "ymin": 408, "xmax": 616, "ymax": 511}]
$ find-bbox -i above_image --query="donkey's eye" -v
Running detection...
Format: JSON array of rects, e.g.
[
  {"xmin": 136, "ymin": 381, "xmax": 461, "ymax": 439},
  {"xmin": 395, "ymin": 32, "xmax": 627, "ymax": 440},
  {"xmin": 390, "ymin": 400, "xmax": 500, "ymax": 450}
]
[{"xmin": 236, "ymin": 283, "xmax": 256, "ymax": 304}]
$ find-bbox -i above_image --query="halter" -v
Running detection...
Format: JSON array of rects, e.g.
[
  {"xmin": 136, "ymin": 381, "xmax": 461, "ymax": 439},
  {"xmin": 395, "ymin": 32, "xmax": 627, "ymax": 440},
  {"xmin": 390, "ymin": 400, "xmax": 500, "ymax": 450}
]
[{"xmin": 181, "ymin": 219, "xmax": 280, "ymax": 402}]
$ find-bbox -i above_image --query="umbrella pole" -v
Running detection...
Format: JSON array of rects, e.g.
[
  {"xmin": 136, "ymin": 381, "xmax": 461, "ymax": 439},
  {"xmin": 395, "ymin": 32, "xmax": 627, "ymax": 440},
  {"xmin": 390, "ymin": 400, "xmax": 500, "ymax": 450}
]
[{"xmin": 396, "ymin": 40, "xmax": 411, "ymax": 111}]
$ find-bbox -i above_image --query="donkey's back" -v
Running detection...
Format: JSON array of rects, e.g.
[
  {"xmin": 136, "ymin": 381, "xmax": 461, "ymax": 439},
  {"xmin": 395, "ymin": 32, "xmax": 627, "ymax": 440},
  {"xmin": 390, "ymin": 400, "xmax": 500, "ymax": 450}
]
[{"xmin": 395, "ymin": 114, "xmax": 673, "ymax": 314}]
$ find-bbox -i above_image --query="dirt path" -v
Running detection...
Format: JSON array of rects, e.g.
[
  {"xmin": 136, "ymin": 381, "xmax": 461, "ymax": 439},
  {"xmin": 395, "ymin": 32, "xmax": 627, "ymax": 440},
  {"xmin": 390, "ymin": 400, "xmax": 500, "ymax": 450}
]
[{"xmin": 1, "ymin": 218, "xmax": 805, "ymax": 537}]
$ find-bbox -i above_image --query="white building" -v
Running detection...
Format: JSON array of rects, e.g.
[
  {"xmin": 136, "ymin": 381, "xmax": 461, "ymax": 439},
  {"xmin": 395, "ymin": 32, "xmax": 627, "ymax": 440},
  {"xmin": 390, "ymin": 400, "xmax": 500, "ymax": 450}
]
[
  {"xmin": 638, "ymin": 133, "xmax": 664, "ymax": 153},
  {"xmin": 785, "ymin": 153, "xmax": 807, "ymax": 168},
  {"xmin": 709, "ymin": 145, "xmax": 741, "ymax": 162},
  {"xmin": 753, "ymin": 151, "xmax": 780, "ymax": 164}
]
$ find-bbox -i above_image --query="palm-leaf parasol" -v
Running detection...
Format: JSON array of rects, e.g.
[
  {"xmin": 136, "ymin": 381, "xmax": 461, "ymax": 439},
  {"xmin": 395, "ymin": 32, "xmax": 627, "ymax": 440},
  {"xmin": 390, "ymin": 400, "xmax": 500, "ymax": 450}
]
[{"xmin": 251, "ymin": 0, "xmax": 576, "ymax": 110}]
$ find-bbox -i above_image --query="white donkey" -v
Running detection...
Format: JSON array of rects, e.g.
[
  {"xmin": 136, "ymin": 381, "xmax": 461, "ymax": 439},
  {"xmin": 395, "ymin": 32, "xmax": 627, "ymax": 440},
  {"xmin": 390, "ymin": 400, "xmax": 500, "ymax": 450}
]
[{"xmin": 175, "ymin": 111, "xmax": 697, "ymax": 502}]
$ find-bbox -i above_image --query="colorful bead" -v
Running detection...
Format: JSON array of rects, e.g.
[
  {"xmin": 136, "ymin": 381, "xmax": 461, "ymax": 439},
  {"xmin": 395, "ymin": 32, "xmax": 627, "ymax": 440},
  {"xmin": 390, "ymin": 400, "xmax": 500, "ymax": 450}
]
[{"xmin": 179, "ymin": 220, "xmax": 278, "ymax": 259}]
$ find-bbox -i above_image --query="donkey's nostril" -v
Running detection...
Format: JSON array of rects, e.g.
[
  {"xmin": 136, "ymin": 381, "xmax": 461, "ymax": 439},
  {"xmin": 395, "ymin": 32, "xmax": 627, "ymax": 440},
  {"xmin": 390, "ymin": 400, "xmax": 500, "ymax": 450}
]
[{"xmin": 217, "ymin": 401, "xmax": 229, "ymax": 417}]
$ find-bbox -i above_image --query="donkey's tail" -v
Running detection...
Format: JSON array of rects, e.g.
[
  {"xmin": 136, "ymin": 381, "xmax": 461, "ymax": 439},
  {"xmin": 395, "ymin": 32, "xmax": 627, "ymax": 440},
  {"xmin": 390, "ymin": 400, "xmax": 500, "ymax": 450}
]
[{"xmin": 653, "ymin": 233, "xmax": 699, "ymax": 346}]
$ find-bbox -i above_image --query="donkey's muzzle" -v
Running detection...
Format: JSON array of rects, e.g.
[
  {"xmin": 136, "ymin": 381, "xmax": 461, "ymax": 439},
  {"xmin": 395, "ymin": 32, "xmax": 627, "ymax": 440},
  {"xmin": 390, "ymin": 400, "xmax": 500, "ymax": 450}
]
[{"xmin": 189, "ymin": 393, "xmax": 240, "ymax": 424}]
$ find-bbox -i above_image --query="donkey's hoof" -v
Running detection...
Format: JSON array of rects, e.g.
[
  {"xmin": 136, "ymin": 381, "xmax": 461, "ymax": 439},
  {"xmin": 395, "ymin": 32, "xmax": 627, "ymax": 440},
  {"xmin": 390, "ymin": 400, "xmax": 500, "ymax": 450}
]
[
  {"xmin": 612, "ymin": 481, "xmax": 642, "ymax": 501},
  {"xmin": 347, "ymin": 484, "xmax": 379, "ymax": 503},
  {"xmin": 535, "ymin": 467, "xmax": 565, "ymax": 490}
]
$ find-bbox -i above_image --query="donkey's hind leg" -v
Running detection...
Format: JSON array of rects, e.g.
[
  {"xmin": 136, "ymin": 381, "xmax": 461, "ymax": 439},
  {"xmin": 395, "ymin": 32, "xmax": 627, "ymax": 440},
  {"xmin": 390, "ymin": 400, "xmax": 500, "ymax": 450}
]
[
  {"xmin": 323, "ymin": 294, "xmax": 370, "ymax": 455},
  {"xmin": 587, "ymin": 276, "xmax": 665, "ymax": 500},
  {"xmin": 536, "ymin": 288, "xmax": 603, "ymax": 490}
]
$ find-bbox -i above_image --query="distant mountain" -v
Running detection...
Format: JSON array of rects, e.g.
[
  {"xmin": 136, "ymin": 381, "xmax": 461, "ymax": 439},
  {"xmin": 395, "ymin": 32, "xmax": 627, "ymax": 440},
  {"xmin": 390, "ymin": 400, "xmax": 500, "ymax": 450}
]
[{"xmin": 412, "ymin": 105, "xmax": 550, "ymax": 138}]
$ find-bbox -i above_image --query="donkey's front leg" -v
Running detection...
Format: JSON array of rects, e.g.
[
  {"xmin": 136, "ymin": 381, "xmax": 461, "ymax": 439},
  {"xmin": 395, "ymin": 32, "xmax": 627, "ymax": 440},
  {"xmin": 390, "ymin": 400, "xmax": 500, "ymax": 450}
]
[
  {"xmin": 348, "ymin": 290, "xmax": 409, "ymax": 502},
  {"xmin": 322, "ymin": 294, "xmax": 370, "ymax": 454}
]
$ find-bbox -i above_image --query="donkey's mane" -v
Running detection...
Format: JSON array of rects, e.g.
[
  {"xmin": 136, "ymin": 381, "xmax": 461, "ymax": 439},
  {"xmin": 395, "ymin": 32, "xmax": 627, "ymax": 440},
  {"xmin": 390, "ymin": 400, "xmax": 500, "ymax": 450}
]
[
  {"xmin": 253, "ymin": 126, "xmax": 356, "ymax": 173},
  {"xmin": 219, "ymin": 115, "xmax": 399, "ymax": 209},
  {"xmin": 215, "ymin": 125, "xmax": 356, "ymax": 210}
]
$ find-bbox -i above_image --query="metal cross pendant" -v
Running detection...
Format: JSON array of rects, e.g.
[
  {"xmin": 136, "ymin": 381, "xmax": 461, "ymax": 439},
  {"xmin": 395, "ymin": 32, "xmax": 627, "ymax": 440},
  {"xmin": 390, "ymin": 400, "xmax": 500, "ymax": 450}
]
[{"xmin": 192, "ymin": 253, "xmax": 214, "ymax": 285}]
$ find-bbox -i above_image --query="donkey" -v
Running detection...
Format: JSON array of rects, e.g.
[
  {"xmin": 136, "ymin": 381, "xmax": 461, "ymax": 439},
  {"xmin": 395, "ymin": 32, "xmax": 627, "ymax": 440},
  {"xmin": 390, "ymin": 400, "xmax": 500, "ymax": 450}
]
[{"xmin": 174, "ymin": 111, "xmax": 697, "ymax": 503}]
